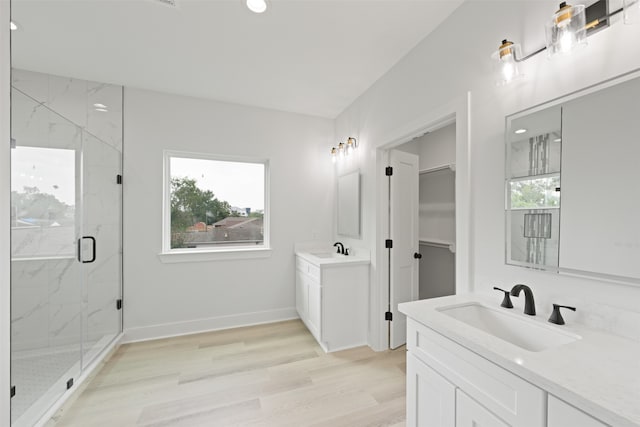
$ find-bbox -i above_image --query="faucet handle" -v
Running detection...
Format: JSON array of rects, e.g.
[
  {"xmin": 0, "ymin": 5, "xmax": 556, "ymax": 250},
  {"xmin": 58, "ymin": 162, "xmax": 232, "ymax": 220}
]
[
  {"xmin": 344, "ymin": 248, "xmax": 350, "ymax": 256},
  {"xmin": 493, "ymin": 287, "xmax": 514, "ymax": 309},
  {"xmin": 548, "ymin": 304, "xmax": 576, "ymax": 325}
]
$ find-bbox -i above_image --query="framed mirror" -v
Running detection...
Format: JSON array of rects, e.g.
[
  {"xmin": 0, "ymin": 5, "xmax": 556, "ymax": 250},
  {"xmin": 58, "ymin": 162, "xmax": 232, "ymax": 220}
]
[
  {"xmin": 505, "ymin": 69, "xmax": 640, "ymax": 285},
  {"xmin": 337, "ymin": 170, "xmax": 361, "ymax": 238}
]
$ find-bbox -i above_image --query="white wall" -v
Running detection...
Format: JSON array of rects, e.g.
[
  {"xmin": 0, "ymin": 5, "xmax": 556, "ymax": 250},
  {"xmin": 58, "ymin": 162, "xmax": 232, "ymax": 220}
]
[
  {"xmin": 416, "ymin": 123, "xmax": 456, "ymax": 172},
  {"xmin": 123, "ymin": 88, "xmax": 335, "ymax": 341},
  {"xmin": 1, "ymin": 1, "xmax": 12, "ymax": 424},
  {"xmin": 335, "ymin": 0, "xmax": 640, "ymax": 349}
]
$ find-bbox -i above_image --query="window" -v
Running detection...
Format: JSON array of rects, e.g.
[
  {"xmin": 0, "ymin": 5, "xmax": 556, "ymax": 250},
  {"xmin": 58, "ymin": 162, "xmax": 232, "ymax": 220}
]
[
  {"xmin": 163, "ymin": 151, "xmax": 269, "ymax": 257},
  {"xmin": 11, "ymin": 146, "xmax": 77, "ymax": 258}
]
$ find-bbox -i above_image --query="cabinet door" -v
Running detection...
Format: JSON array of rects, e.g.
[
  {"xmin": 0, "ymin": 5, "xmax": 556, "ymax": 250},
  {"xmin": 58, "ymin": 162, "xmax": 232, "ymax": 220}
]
[
  {"xmin": 457, "ymin": 390, "xmax": 510, "ymax": 427},
  {"xmin": 548, "ymin": 395, "xmax": 607, "ymax": 427},
  {"xmin": 406, "ymin": 353, "xmax": 455, "ymax": 427},
  {"xmin": 307, "ymin": 278, "xmax": 322, "ymax": 340},
  {"xmin": 295, "ymin": 269, "xmax": 306, "ymax": 320}
]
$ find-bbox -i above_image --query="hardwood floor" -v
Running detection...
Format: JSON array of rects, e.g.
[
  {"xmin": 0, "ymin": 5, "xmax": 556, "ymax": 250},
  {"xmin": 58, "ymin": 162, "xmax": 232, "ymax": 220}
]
[{"xmin": 48, "ymin": 320, "xmax": 407, "ymax": 427}]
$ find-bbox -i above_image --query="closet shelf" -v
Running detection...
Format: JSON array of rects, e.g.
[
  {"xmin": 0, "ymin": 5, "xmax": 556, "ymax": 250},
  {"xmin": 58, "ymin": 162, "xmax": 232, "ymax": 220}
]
[
  {"xmin": 419, "ymin": 163, "xmax": 455, "ymax": 175},
  {"xmin": 419, "ymin": 237, "xmax": 456, "ymax": 253}
]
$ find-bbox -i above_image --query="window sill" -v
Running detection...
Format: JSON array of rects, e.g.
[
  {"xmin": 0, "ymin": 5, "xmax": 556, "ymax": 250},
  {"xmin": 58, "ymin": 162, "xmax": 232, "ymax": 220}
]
[{"xmin": 158, "ymin": 247, "xmax": 272, "ymax": 264}]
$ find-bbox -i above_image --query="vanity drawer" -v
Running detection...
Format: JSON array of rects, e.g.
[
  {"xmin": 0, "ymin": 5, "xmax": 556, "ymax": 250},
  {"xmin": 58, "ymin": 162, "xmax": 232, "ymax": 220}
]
[
  {"xmin": 296, "ymin": 257, "xmax": 320, "ymax": 281},
  {"xmin": 407, "ymin": 319, "xmax": 545, "ymax": 427}
]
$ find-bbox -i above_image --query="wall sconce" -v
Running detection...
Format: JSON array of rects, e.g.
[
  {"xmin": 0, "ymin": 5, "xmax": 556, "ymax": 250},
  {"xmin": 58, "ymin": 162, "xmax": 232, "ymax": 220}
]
[
  {"xmin": 330, "ymin": 137, "xmax": 358, "ymax": 163},
  {"xmin": 546, "ymin": 2, "xmax": 587, "ymax": 56},
  {"xmin": 492, "ymin": 0, "xmax": 634, "ymax": 85},
  {"xmin": 491, "ymin": 40, "xmax": 524, "ymax": 86},
  {"xmin": 345, "ymin": 137, "xmax": 357, "ymax": 155}
]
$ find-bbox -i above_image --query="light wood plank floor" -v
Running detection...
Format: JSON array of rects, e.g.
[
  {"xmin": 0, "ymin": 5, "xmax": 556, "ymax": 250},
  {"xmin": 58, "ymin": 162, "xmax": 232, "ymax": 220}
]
[{"xmin": 48, "ymin": 320, "xmax": 407, "ymax": 427}]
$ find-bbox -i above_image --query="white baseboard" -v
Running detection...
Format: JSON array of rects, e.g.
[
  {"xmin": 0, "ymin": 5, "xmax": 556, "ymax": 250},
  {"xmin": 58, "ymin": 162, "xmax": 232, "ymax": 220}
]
[{"xmin": 123, "ymin": 307, "xmax": 299, "ymax": 343}]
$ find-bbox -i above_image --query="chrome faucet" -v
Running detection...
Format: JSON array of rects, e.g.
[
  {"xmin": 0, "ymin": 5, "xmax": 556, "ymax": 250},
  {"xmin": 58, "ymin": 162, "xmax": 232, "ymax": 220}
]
[
  {"xmin": 333, "ymin": 242, "xmax": 345, "ymax": 255},
  {"xmin": 510, "ymin": 284, "xmax": 536, "ymax": 315}
]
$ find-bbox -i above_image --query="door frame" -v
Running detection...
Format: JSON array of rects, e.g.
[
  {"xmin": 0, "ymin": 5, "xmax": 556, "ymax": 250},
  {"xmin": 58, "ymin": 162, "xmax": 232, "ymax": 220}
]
[{"xmin": 373, "ymin": 93, "xmax": 472, "ymax": 351}]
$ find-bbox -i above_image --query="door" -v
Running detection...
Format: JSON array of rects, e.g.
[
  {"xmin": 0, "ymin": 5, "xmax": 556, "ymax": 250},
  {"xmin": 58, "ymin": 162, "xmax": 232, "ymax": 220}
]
[
  {"xmin": 307, "ymin": 278, "xmax": 322, "ymax": 340},
  {"xmin": 406, "ymin": 353, "xmax": 455, "ymax": 427},
  {"xmin": 81, "ymin": 132, "xmax": 123, "ymax": 367},
  {"xmin": 456, "ymin": 390, "xmax": 510, "ymax": 427},
  {"xmin": 389, "ymin": 149, "xmax": 419, "ymax": 349}
]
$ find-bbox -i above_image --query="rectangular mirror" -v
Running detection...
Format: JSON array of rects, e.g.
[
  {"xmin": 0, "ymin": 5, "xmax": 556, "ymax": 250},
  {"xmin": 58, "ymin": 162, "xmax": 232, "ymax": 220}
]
[
  {"xmin": 337, "ymin": 170, "xmax": 360, "ymax": 238},
  {"xmin": 505, "ymin": 70, "xmax": 640, "ymax": 285}
]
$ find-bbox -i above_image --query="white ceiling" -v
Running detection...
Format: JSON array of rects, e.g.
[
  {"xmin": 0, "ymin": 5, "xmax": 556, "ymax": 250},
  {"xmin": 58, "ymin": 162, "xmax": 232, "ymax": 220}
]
[{"xmin": 11, "ymin": 0, "xmax": 462, "ymax": 118}]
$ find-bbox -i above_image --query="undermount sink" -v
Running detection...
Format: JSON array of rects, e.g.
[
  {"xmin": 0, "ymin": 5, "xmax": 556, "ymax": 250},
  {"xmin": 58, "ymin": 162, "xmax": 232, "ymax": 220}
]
[
  {"xmin": 438, "ymin": 302, "xmax": 581, "ymax": 352},
  {"xmin": 309, "ymin": 252, "xmax": 345, "ymax": 259}
]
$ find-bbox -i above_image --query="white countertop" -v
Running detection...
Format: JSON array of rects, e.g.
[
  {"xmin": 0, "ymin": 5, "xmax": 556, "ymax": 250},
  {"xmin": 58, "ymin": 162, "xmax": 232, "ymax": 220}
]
[
  {"xmin": 295, "ymin": 251, "xmax": 370, "ymax": 267},
  {"xmin": 399, "ymin": 294, "xmax": 640, "ymax": 427}
]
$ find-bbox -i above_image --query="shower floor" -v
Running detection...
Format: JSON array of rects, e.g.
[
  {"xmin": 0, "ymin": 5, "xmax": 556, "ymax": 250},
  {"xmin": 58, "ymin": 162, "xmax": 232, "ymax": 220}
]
[
  {"xmin": 10, "ymin": 338, "xmax": 107, "ymax": 425},
  {"xmin": 11, "ymin": 348, "xmax": 80, "ymax": 424}
]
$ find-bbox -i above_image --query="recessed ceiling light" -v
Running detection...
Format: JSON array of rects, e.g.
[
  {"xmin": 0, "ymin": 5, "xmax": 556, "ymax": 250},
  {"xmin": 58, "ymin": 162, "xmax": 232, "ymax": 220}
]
[
  {"xmin": 93, "ymin": 103, "xmax": 108, "ymax": 109},
  {"xmin": 10, "ymin": 21, "xmax": 18, "ymax": 31},
  {"xmin": 514, "ymin": 128, "xmax": 527, "ymax": 134},
  {"xmin": 246, "ymin": 0, "xmax": 267, "ymax": 14},
  {"xmin": 95, "ymin": 108, "xmax": 108, "ymax": 112}
]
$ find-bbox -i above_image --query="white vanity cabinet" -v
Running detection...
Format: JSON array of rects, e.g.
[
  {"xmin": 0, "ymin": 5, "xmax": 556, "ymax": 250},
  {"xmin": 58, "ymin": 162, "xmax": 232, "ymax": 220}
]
[
  {"xmin": 456, "ymin": 390, "xmax": 510, "ymax": 427},
  {"xmin": 406, "ymin": 352, "xmax": 455, "ymax": 426},
  {"xmin": 295, "ymin": 254, "xmax": 369, "ymax": 352},
  {"xmin": 548, "ymin": 395, "xmax": 608, "ymax": 427},
  {"xmin": 406, "ymin": 318, "xmax": 546, "ymax": 427}
]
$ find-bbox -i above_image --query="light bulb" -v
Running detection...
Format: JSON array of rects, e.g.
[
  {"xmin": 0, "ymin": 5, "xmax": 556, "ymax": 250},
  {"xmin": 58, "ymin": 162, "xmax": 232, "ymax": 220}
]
[
  {"xmin": 559, "ymin": 30, "xmax": 575, "ymax": 53},
  {"xmin": 246, "ymin": 0, "xmax": 267, "ymax": 14},
  {"xmin": 502, "ymin": 62, "xmax": 515, "ymax": 81},
  {"xmin": 10, "ymin": 21, "xmax": 17, "ymax": 31},
  {"xmin": 330, "ymin": 147, "xmax": 337, "ymax": 163}
]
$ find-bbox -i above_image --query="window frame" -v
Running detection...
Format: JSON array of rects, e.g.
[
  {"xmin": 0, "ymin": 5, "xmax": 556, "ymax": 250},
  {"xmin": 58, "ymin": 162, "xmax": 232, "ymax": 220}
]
[{"xmin": 161, "ymin": 150, "xmax": 271, "ymax": 262}]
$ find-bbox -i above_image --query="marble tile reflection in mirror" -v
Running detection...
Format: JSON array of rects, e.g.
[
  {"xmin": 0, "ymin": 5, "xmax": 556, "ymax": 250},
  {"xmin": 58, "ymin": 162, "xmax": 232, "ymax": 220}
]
[{"xmin": 505, "ymin": 70, "xmax": 640, "ymax": 284}]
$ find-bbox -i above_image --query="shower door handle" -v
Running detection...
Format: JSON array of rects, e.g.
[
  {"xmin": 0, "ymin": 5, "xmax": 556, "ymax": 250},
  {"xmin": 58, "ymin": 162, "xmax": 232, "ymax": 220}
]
[{"xmin": 77, "ymin": 236, "xmax": 97, "ymax": 263}]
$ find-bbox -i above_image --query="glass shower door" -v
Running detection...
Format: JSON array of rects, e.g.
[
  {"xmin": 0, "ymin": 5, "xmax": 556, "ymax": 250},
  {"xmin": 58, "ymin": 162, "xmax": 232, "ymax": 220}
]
[{"xmin": 80, "ymin": 132, "xmax": 122, "ymax": 366}]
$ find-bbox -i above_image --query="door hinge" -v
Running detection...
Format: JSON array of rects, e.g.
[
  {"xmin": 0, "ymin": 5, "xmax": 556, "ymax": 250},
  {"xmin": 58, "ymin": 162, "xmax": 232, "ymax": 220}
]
[
  {"xmin": 66, "ymin": 378, "xmax": 74, "ymax": 390},
  {"xmin": 385, "ymin": 166, "xmax": 393, "ymax": 176},
  {"xmin": 385, "ymin": 239, "xmax": 393, "ymax": 249},
  {"xmin": 10, "ymin": 386, "xmax": 16, "ymax": 398},
  {"xmin": 385, "ymin": 311, "xmax": 393, "ymax": 321},
  {"xmin": 116, "ymin": 299, "xmax": 123, "ymax": 310},
  {"xmin": 116, "ymin": 174, "xmax": 123, "ymax": 184}
]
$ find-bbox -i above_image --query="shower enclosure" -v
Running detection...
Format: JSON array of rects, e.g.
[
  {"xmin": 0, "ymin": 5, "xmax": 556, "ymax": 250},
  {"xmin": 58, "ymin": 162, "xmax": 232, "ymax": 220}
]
[{"xmin": 10, "ymin": 73, "xmax": 123, "ymax": 426}]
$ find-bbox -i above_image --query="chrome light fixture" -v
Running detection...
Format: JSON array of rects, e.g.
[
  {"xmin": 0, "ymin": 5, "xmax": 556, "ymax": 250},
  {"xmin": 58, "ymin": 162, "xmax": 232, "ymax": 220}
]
[
  {"xmin": 492, "ymin": 0, "xmax": 636, "ymax": 86},
  {"xmin": 545, "ymin": 2, "xmax": 587, "ymax": 56}
]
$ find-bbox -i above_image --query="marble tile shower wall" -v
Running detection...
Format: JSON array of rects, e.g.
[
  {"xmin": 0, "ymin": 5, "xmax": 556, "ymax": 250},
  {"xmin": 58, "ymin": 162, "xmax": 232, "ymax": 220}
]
[
  {"xmin": 11, "ymin": 69, "xmax": 122, "ymax": 152},
  {"xmin": 11, "ymin": 69, "xmax": 122, "ymax": 353}
]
